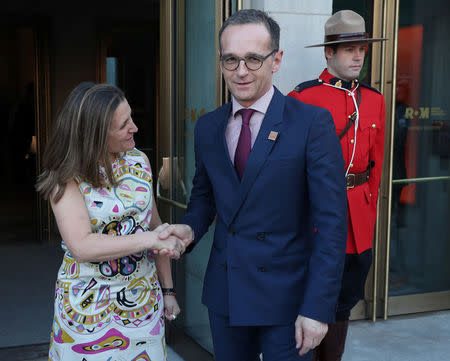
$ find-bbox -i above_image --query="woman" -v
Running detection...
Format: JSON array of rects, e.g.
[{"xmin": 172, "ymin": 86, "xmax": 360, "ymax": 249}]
[{"xmin": 37, "ymin": 82, "xmax": 185, "ymax": 360}]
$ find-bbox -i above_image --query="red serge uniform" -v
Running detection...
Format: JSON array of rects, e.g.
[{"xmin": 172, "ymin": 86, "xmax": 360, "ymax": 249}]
[{"xmin": 288, "ymin": 69, "xmax": 385, "ymax": 254}]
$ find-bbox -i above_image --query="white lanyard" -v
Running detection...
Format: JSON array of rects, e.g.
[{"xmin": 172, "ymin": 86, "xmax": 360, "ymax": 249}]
[{"xmin": 323, "ymin": 82, "xmax": 360, "ymax": 176}]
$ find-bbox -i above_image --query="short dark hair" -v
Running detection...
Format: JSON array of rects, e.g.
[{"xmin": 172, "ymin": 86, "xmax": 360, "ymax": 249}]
[
  {"xmin": 325, "ymin": 44, "xmax": 340, "ymax": 53},
  {"xmin": 324, "ymin": 42, "xmax": 369, "ymax": 61},
  {"xmin": 219, "ymin": 9, "xmax": 280, "ymax": 53},
  {"xmin": 324, "ymin": 44, "xmax": 339, "ymax": 61}
]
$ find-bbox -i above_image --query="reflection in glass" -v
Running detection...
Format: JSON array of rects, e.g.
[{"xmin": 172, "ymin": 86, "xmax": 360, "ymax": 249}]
[
  {"xmin": 172, "ymin": 0, "xmax": 217, "ymax": 354},
  {"xmin": 389, "ymin": 0, "xmax": 450, "ymax": 297},
  {"xmin": 106, "ymin": 57, "xmax": 118, "ymax": 85},
  {"xmin": 390, "ymin": 182, "xmax": 450, "ymax": 296}
]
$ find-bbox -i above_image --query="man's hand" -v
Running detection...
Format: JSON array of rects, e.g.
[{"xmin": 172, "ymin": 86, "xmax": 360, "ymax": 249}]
[
  {"xmin": 295, "ymin": 315, "xmax": 328, "ymax": 356},
  {"xmin": 152, "ymin": 223, "xmax": 185, "ymax": 259},
  {"xmin": 158, "ymin": 224, "xmax": 194, "ymax": 250}
]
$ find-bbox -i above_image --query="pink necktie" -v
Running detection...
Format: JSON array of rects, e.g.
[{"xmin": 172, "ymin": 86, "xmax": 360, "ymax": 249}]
[{"xmin": 234, "ymin": 108, "xmax": 255, "ymax": 180}]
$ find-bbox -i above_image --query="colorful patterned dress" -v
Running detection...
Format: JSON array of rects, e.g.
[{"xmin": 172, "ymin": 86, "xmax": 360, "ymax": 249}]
[{"xmin": 49, "ymin": 149, "xmax": 166, "ymax": 361}]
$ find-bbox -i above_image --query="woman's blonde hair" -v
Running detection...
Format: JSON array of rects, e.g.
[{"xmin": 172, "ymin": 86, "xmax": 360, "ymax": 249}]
[{"xmin": 36, "ymin": 82, "xmax": 126, "ymax": 202}]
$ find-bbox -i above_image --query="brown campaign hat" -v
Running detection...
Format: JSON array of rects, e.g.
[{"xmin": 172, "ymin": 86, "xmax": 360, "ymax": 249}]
[{"xmin": 306, "ymin": 10, "xmax": 387, "ymax": 48}]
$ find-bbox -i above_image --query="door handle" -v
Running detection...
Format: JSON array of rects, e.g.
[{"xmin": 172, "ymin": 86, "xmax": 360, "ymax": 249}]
[
  {"xmin": 156, "ymin": 157, "xmax": 187, "ymax": 210},
  {"xmin": 156, "ymin": 179, "xmax": 187, "ymax": 210}
]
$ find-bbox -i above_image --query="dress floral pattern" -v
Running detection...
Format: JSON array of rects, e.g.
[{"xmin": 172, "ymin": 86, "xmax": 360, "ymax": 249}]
[{"xmin": 49, "ymin": 149, "xmax": 166, "ymax": 361}]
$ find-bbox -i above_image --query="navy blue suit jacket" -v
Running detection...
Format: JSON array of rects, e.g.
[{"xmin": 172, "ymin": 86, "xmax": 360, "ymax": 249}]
[{"xmin": 182, "ymin": 87, "xmax": 347, "ymax": 326}]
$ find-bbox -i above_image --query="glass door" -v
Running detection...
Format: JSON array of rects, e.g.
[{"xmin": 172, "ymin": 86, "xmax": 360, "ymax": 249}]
[
  {"xmin": 157, "ymin": 0, "xmax": 237, "ymax": 356},
  {"xmin": 0, "ymin": 18, "xmax": 55, "ymax": 348},
  {"xmin": 171, "ymin": 0, "xmax": 218, "ymax": 353},
  {"xmin": 374, "ymin": 0, "xmax": 450, "ymax": 319},
  {"xmin": 387, "ymin": 0, "xmax": 450, "ymax": 315}
]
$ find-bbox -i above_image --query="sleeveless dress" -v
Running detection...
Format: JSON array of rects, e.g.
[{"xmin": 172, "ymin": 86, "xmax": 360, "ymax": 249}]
[{"xmin": 49, "ymin": 149, "xmax": 166, "ymax": 361}]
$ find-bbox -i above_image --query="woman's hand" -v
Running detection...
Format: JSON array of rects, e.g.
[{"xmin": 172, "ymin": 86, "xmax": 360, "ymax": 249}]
[
  {"xmin": 157, "ymin": 224, "xmax": 194, "ymax": 250},
  {"xmin": 151, "ymin": 223, "xmax": 186, "ymax": 259},
  {"xmin": 163, "ymin": 294, "xmax": 180, "ymax": 321}
]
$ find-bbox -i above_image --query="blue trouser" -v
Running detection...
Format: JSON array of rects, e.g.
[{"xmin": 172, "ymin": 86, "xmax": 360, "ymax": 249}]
[{"xmin": 209, "ymin": 310, "xmax": 313, "ymax": 361}]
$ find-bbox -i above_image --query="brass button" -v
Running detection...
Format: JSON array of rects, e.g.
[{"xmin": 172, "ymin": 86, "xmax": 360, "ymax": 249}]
[
  {"xmin": 350, "ymin": 139, "xmax": 354, "ymax": 144},
  {"xmin": 350, "ymin": 163, "xmax": 354, "ymax": 168},
  {"xmin": 372, "ymin": 124, "xmax": 376, "ymax": 128}
]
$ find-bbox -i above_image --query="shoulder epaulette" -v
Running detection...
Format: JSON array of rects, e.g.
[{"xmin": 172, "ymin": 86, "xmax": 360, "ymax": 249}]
[
  {"xmin": 359, "ymin": 81, "xmax": 382, "ymax": 94},
  {"xmin": 293, "ymin": 79, "xmax": 323, "ymax": 93}
]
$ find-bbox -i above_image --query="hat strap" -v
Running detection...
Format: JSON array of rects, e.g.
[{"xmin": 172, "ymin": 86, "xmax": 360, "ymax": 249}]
[{"xmin": 325, "ymin": 32, "xmax": 369, "ymax": 43}]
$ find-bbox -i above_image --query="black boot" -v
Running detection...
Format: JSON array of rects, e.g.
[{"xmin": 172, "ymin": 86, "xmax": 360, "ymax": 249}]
[{"xmin": 314, "ymin": 320, "xmax": 349, "ymax": 361}]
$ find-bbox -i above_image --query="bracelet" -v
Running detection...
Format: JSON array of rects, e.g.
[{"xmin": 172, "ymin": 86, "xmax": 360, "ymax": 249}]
[
  {"xmin": 163, "ymin": 291, "xmax": 177, "ymax": 297},
  {"xmin": 161, "ymin": 287, "xmax": 176, "ymax": 296}
]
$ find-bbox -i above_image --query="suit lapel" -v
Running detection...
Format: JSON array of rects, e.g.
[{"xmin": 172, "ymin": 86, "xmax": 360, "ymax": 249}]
[
  {"xmin": 219, "ymin": 103, "xmax": 241, "ymax": 186},
  {"xmin": 228, "ymin": 88, "xmax": 285, "ymax": 224}
]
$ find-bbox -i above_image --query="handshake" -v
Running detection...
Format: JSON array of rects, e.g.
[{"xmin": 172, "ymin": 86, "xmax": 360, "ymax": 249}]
[{"xmin": 152, "ymin": 223, "xmax": 194, "ymax": 259}]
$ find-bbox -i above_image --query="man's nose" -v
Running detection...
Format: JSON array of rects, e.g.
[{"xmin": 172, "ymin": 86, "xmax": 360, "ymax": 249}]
[
  {"xmin": 355, "ymin": 49, "xmax": 365, "ymax": 60},
  {"xmin": 236, "ymin": 59, "xmax": 249, "ymax": 76}
]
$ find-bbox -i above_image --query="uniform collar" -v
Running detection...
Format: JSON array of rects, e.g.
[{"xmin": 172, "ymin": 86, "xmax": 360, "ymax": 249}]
[{"xmin": 319, "ymin": 69, "xmax": 358, "ymax": 90}]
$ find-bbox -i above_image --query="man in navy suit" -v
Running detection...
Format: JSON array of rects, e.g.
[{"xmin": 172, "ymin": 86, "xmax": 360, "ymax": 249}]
[{"xmin": 159, "ymin": 9, "xmax": 347, "ymax": 361}]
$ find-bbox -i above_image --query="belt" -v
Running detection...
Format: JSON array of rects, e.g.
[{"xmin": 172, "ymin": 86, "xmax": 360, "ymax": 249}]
[{"xmin": 346, "ymin": 168, "xmax": 370, "ymax": 189}]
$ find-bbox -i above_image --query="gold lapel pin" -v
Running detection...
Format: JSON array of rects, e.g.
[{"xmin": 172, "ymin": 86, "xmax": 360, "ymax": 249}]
[{"xmin": 268, "ymin": 131, "xmax": 278, "ymax": 141}]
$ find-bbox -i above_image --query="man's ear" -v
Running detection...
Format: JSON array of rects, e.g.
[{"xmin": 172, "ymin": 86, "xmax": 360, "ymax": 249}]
[
  {"xmin": 272, "ymin": 50, "xmax": 283, "ymax": 73},
  {"xmin": 218, "ymin": 49, "xmax": 224, "ymax": 73},
  {"xmin": 324, "ymin": 46, "xmax": 333, "ymax": 61}
]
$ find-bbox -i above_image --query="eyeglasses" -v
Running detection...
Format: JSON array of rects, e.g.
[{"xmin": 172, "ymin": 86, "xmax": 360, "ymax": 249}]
[{"xmin": 220, "ymin": 49, "xmax": 278, "ymax": 71}]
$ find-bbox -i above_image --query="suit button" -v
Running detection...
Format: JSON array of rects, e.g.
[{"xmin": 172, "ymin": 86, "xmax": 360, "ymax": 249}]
[
  {"xmin": 350, "ymin": 139, "xmax": 354, "ymax": 144},
  {"xmin": 229, "ymin": 230, "xmax": 235, "ymax": 236},
  {"xmin": 257, "ymin": 232, "xmax": 265, "ymax": 240},
  {"xmin": 372, "ymin": 123, "xmax": 376, "ymax": 128},
  {"xmin": 221, "ymin": 263, "xmax": 227, "ymax": 270},
  {"xmin": 258, "ymin": 267, "xmax": 266, "ymax": 273}
]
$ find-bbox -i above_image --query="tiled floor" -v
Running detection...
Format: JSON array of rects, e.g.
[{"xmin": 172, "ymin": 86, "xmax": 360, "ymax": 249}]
[
  {"xmin": 28, "ymin": 347, "xmax": 184, "ymax": 361},
  {"xmin": 12, "ymin": 310, "xmax": 450, "ymax": 361},
  {"xmin": 342, "ymin": 310, "xmax": 450, "ymax": 361}
]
